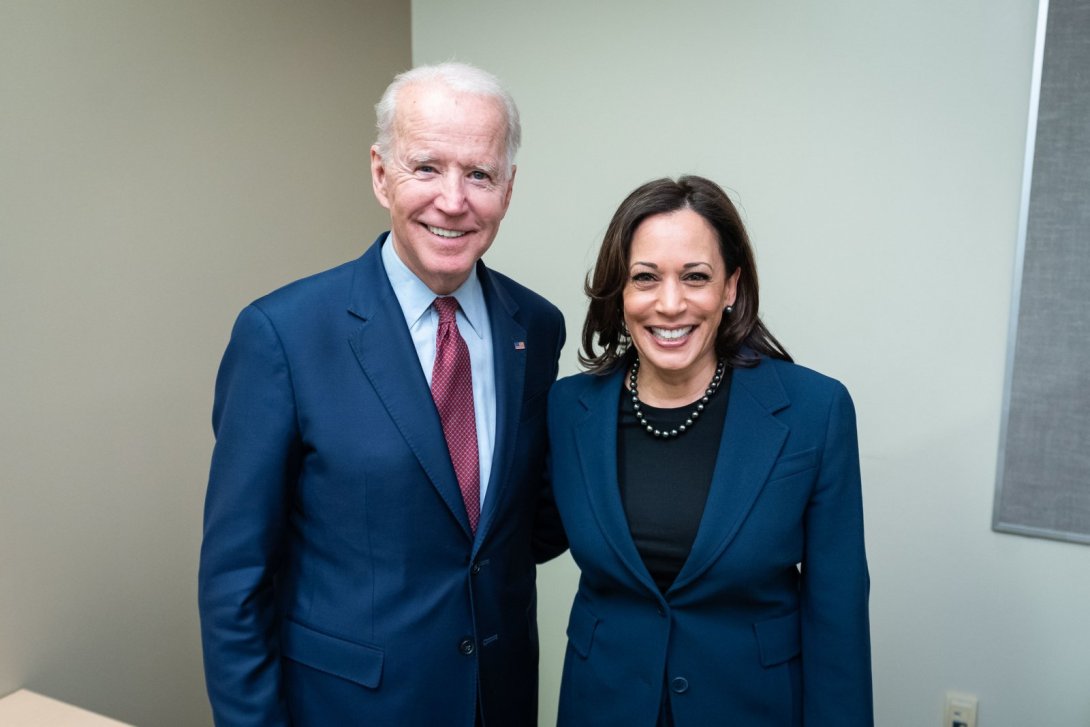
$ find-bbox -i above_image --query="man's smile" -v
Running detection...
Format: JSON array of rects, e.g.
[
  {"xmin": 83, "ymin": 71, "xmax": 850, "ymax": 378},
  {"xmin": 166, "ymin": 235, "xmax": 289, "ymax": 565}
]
[{"xmin": 426, "ymin": 224, "xmax": 467, "ymax": 239}]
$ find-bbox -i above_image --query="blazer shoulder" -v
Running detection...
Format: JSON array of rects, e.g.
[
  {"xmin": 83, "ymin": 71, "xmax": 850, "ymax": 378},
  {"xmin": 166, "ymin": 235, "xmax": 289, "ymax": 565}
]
[
  {"xmin": 549, "ymin": 370, "xmax": 611, "ymax": 407},
  {"xmin": 754, "ymin": 356, "xmax": 853, "ymax": 408}
]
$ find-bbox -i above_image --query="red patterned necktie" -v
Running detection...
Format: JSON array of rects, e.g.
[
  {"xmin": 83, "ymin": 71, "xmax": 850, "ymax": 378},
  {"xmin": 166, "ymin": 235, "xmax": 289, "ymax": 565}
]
[{"xmin": 431, "ymin": 296, "xmax": 481, "ymax": 532}]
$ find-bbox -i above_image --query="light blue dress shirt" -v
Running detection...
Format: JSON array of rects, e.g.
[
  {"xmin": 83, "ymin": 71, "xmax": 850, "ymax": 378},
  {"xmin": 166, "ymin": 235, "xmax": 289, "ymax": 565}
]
[{"xmin": 381, "ymin": 236, "xmax": 496, "ymax": 509}]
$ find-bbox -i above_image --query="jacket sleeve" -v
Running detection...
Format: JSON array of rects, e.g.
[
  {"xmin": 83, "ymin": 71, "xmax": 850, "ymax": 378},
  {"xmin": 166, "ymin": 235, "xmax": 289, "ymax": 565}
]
[
  {"xmin": 800, "ymin": 382, "xmax": 874, "ymax": 726},
  {"xmin": 198, "ymin": 304, "xmax": 298, "ymax": 727},
  {"xmin": 532, "ymin": 312, "xmax": 569, "ymax": 563}
]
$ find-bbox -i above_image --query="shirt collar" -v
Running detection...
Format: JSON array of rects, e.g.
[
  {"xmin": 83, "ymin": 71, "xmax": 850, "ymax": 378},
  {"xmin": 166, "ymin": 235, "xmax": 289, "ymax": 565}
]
[{"xmin": 381, "ymin": 233, "xmax": 487, "ymax": 338}]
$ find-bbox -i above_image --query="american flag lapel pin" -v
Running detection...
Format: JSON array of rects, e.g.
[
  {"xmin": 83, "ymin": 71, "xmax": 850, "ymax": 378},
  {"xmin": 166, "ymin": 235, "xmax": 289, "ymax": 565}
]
[{"xmin": 514, "ymin": 340, "xmax": 526, "ymax": 350}]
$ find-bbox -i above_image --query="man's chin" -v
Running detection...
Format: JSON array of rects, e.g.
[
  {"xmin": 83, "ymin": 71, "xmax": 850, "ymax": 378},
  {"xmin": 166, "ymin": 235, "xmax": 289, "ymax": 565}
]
[{"xmin": 417, "ymin": 259, "xmax": 477, "ymax": 294}]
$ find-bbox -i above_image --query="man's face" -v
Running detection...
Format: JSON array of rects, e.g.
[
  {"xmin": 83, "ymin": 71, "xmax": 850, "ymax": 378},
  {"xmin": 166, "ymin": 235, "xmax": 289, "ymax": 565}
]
[{"xmin": 371, "ymin": 82, "xmax": 515, "ymax": 295}]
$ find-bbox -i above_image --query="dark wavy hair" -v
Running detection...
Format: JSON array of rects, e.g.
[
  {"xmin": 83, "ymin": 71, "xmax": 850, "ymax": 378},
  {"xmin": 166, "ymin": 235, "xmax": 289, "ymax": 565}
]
[{"xmin": 579, "ymin": 175, "xmax": 791, "ymax": 373}]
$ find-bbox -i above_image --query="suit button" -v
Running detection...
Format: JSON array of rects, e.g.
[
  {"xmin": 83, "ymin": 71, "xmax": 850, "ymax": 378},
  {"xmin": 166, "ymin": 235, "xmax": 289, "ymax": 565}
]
[
  {"xmin": 670, "ymin": 677, "xmax": 689, "ymax": 694},
  {"xmin": 471, "ymin": 563, "xmax": 481, "ymax": 575},
  {"xmin": 459, "ymin": 638, "xmax": 475, "ymax": 656}
]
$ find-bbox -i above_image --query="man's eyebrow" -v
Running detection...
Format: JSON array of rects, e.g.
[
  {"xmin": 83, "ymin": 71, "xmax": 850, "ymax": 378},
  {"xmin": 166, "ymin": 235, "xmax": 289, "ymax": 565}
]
[
  {"xmin": 475, "ymin": 163, "xmax": 501, "ymax": 176},
  {"xmin": 403, "ymin": 152, "xmax": 437, "ymax": 165},
  {"xmin": 402, "ymin": 153, "xmax": 504, "ymax": 178}
]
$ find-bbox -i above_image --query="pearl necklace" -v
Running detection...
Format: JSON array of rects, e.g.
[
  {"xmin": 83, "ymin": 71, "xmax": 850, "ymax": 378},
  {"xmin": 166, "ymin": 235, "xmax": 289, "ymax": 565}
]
[{"xmin": 628, "ymin": 356, "xmax": 726, "ymax": 439}]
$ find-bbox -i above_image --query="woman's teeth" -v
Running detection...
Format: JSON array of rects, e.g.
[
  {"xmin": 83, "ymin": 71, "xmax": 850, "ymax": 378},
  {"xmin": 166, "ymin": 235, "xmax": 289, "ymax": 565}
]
[{"xmin": 651, "ymin": 326, "xmax": 692, "ymax": 340}]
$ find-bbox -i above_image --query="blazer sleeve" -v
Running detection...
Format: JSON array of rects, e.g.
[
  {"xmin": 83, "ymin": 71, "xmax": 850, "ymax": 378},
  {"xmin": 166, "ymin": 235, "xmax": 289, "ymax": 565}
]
[
  {"xmin": 198, "ymin": 303, "xmax": 298, "ymax": 727},
  {"xmin": 800, "ymin": 382, "xmax": 874, "ymax": 726},
  {"xmin": 532, "ymin": 310, "xmax": 569, "ymax": 563}
]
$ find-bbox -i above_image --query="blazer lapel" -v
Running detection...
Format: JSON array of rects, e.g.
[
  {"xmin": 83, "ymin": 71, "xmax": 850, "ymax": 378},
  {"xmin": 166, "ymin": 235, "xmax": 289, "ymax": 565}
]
[
  {"xmin": 575, "ymin": 369, "xmax": 661, "ymax": 594},
  {"xmin": 473, "ymin": 264, "xmax": 526, "ymax": 543},
  {"xmin": 346, "ymin": 236, "xmax": 472, "ymax": 537},
  {"xmin": 671, "ymin": 360, "xmax": 790, "ymax": 592}
]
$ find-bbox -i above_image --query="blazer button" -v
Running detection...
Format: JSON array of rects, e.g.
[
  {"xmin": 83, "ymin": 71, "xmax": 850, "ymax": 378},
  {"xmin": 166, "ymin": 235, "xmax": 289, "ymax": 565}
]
[
  {"xmin": 670, "ymin": 677, "xmax": 689, "ymax": 694},
  {"xmin": 459, "ymin": 638, "xmax": 475, "ymax": 656},
  {"xmin": 471, "ymin": 562, "xmax": 481, "ymax": 575}
]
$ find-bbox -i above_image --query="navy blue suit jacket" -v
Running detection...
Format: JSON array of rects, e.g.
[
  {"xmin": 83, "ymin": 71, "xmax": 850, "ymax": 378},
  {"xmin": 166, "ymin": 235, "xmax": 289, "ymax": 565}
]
[
  {"xmin": 198, "ymin": 234, "xmax": 565, "ymax": 726},
  {"xmin": 547, "ymin": 357, "xmax": 872, "ymax": 726}
]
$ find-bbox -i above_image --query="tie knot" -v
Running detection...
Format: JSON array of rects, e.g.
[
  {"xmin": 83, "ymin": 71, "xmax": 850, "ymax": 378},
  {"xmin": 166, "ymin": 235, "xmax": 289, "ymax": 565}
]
[{"xmin": 434, "ymin": 296, "xmax": 459, "ymax": 324}]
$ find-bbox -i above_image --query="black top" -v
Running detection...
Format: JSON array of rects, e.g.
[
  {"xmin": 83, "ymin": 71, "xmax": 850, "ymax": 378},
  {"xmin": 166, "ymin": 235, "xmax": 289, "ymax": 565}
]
[{"xmin": 617, "ymin": 368, "xmax": 732, "ymax": 593}]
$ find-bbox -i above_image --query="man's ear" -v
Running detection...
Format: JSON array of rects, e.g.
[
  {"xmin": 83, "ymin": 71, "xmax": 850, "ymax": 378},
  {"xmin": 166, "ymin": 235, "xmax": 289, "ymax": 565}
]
[
  {"xmin": 370, "ymin": 145, "xmax": 391, "ymax": 210},
  {"xmin": 501, "ymin": 165, "xmax": 517, "ymax": 211}
]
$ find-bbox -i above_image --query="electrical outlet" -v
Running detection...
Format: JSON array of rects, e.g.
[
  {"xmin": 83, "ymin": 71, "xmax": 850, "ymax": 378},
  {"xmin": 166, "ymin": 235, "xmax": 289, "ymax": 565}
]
[{"xmin": 943, "ymin": 691, "xmax": 978, "ymax": 727}]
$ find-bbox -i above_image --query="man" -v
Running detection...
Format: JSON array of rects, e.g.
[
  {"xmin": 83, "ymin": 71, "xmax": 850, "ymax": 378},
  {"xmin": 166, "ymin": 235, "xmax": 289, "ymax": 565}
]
[{"xmin": 198, "ymin": 63, "xmax": 566, "ymax": 726}]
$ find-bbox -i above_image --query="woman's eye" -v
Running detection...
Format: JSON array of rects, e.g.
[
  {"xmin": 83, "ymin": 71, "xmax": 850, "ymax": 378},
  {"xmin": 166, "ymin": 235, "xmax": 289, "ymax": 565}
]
[
  {"xmin": 684, "ymin": 272, "xmax": 711, "ymax": 282},
  {"xmin": 631, "ymin": 272, "xmax": 656, "ymax": 283}
]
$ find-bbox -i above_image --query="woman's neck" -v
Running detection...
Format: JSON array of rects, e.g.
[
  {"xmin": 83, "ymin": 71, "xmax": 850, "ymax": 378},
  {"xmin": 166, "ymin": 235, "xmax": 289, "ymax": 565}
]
[{"xmin": 630, "ymin": 356, "xmax": 718, "ymax": 408}]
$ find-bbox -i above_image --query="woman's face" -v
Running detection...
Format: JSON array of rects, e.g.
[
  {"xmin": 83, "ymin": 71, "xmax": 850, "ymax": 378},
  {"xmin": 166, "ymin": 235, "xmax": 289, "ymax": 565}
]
[{"xmin": 622, "ymin": 208, "xmax": 739, "ymax": 389}]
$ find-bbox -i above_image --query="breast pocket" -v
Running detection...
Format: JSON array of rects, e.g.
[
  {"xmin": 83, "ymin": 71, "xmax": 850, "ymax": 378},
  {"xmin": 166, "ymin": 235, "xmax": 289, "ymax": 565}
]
[{"xmin": 766, "ymin": 447, "xmax": 818, "ymax": 483}]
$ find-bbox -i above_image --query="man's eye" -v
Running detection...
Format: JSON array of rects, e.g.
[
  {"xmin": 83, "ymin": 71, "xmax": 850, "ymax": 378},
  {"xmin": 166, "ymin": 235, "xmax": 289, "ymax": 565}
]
[
  {"xmin": 417, "ymin": 165, "xmax": 436, "ymax": 174},
  {"xmin": 470, "ymin": 170, "xmax": 490, "ymax": 181}
]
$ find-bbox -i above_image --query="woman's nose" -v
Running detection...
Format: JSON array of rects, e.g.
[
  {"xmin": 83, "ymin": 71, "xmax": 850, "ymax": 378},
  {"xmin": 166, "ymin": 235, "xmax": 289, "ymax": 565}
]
[{"xmin": 655, "ymin": 279, "xmax": 686, "ymax": 314}]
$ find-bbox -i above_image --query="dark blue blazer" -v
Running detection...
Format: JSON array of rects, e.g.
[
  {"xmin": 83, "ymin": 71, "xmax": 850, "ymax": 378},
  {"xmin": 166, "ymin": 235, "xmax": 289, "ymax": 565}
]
[
  {"xmin": 547, "ymin": 356, "xmax": 872, "ymax": 726},
  {"xmin": 198, "ymin": 234, "xmax": 565, "ymax": 727}
]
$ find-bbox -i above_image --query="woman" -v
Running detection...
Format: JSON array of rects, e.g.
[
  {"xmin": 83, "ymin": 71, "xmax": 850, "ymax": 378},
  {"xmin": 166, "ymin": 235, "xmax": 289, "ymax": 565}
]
[{"xmin": 548, "ymin": 176, "xmax": 872, "ymax": 726}]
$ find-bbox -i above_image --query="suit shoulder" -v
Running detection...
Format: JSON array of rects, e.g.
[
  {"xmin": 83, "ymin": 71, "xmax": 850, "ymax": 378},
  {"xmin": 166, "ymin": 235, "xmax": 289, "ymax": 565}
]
[
  {"xmin": 485, "ymin": 268, "xmax": 562, "ymax": 321},
  {"xmin": 249, "ymin": 256, "xmax": 359, "ymax": 317}
]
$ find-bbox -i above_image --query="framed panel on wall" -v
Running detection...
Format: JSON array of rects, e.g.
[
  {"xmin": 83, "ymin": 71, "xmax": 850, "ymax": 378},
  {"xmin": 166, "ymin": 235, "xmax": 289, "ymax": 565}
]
[{"xmin": 993, "ymin": 0, "xmax": 1090, "ymax": 545}]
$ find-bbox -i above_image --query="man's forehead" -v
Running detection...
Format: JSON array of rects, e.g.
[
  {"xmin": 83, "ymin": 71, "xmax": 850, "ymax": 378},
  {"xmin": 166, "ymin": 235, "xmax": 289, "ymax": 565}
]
[
  {"xmin": 390, "ymin": 86, "xmax": 508, "ymax": 169},
  {"xmin": 396, "ymin": 82, "xmax": 505, "ymax": 127}
]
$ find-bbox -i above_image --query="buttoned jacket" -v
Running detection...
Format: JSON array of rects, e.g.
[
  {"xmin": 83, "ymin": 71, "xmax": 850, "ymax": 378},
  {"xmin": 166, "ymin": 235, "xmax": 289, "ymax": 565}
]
[
  {"xmin": 199, "ymin": 233, "xmax": 565, "ymax": 726},
  {"xmin": 547, "ymin": 356, "xmax": 872, "ymax": 726}
]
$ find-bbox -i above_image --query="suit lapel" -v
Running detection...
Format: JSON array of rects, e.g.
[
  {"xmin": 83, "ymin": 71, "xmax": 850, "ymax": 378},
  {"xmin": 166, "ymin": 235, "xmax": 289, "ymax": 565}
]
[
  {"xmin": 671, "ymin": 359, "xmax": 790, "ymax": 592},
  {"xmin": 473, "ymin": 264, "xmax": 526, "ymax": 543},
  {"xmin": 575, "ymin": 369, "xmax": 661, "ymax": 594},
  {"xmin": 346, "ymin": 236, "xmax": 472, "ymax": 537}
]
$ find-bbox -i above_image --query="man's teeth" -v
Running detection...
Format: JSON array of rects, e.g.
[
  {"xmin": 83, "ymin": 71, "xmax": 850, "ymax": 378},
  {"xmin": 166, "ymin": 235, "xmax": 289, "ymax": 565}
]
[
  {"xmin": 428, "ymin": 225, "xmax": 467, "ymax": 239},
  {"xmin": 651, "ymin": 326, "xmax": 692, "ymax": 340}
]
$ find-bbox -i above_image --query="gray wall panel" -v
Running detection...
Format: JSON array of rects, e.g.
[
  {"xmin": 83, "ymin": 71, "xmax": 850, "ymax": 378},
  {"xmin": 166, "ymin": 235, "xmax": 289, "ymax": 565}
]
[{"xmin": 995, "ymin": 0, "xmax": 1090, "ymax": 543}]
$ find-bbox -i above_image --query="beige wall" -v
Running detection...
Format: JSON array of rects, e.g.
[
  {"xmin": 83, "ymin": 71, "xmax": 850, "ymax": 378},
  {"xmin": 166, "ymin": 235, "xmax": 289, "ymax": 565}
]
[
  {"xmin": 0, "ymin": 2, "xmax": 409, "ymax": 724},
  {"xmin": 412, "ymin": 1, "xmax": 1090, "ymax": 725}
]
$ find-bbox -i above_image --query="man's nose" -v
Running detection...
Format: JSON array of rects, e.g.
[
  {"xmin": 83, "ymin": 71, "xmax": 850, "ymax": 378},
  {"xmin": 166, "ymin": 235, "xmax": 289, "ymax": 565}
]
[{"xmin": 434, "ymin": 173, "xmax": 469, "ymax": 214}]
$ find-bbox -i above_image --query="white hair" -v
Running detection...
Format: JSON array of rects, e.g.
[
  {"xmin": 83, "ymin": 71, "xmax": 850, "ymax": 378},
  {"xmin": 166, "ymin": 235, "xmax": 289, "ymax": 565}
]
[{"xmin": 373, "ymin": 62, "xmax": 522, "ymax": 174}]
